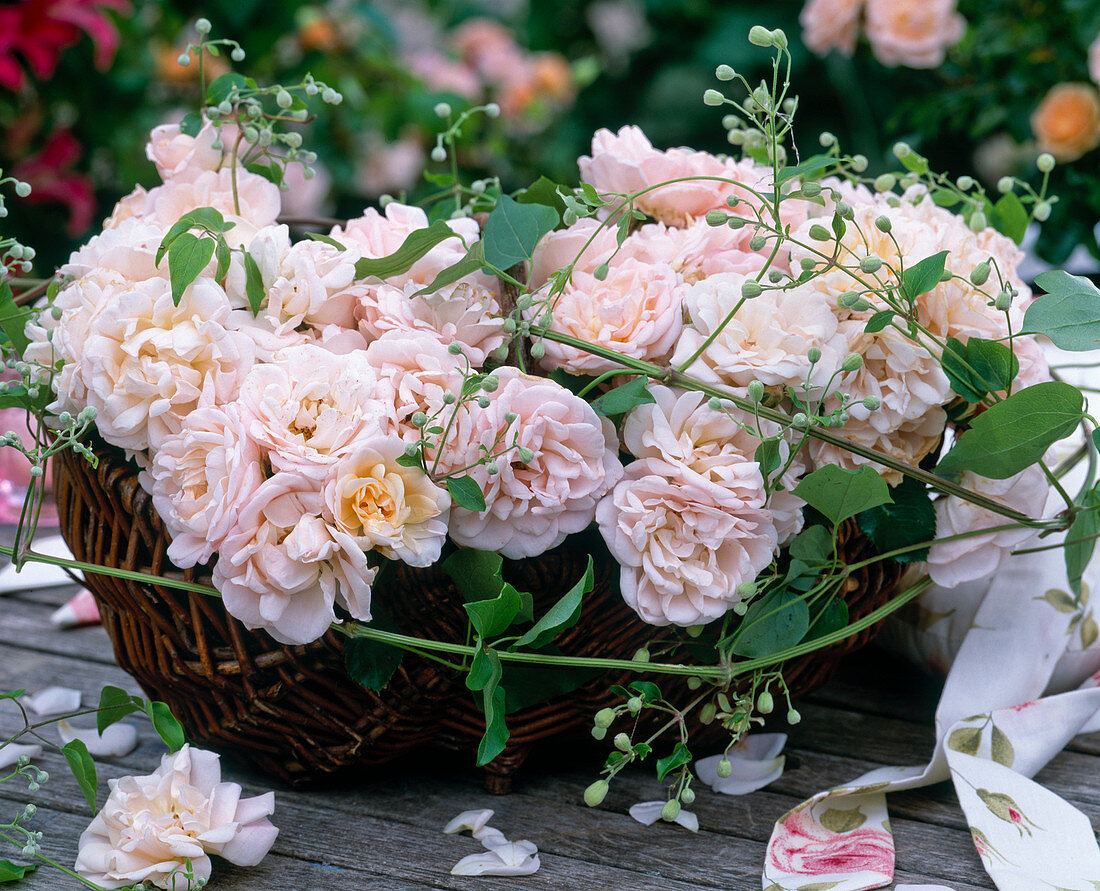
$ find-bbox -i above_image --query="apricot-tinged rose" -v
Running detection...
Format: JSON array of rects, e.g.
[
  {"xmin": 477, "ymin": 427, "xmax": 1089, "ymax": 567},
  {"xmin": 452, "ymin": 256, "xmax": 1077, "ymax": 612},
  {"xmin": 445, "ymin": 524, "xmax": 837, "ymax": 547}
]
[
  {"xmin": 596, "ymin": 458, "xmax": 777, "ymax": 626},
  {"xmin": 322, "ymin": 437, "xmax": 450, "ymax": 568},
  {"xmin": 800, "ymin": 0, "xmax": 864, "ymax": 57},
  {"xmin": 146, "ymin": 120, "xmax": 224, "ymax": 183},
  {"xmin": 75, "ymin": 745, "xmax": 277, "ymax": 890},
  {"xmin": 1031, "ymin": 82, "xmax": 1100, "ymax": 162},
  {"xmin": 865, "ymin": 0, "xmax": 964, "ymax": 69}
]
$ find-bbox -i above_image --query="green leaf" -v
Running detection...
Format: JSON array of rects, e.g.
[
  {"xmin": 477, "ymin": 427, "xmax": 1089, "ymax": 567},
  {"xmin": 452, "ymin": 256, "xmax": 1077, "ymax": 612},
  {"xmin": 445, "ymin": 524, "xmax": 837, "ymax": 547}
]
[
  {"xmin": 413, "ymin": 241, "xmax": 487, "ymax": 297},
  {"xmin": 515, "ymin": 176, "xmax": 569, "ymax": 216},
  {"xmin": 941, "ymin": 336, "xmax": 1019, "ymax": 403},
  {"xmin": 793, "ymin": 465, "xmax": 892, "ymax": 526},
  {"xmin": 732, "ymin": 589, "xmax": 810, "ymax": 658},
  {"xmin": 443, "ymin": 549, "xmax": 505, "ymax": 602},
  {"xmin": 1023, "ymin": 271, "xmax": 1100, "ymax": 351},
  {"xmin": 167, "ymin": 232, "xmax": 216, "ymax": 305},
  {"xmin": 818, "ymin": 806, "xmax": 867, "ymax": 833},
  {"xmin": 447, "ymin": 475, "xmax": 486, "ymax": 512},
  {"xmin": 857, "ymin": 475, "xmax": 936, "ymax": 563},
  {"xmin": 178, "ymin": 112, "xmax": 202, "ymax": 137},
  {"xmin": 214, "ymin": 237, "xmax": 231, "ymax": 281},
  {"xmin": 306, "ymin": 232, "xmax": 346, "ymax": 251},
  {"xmin": 775, "ymin": 155, "xmax": 835, "ymax": 184},
  {"xmin": 145, "ymin": 701, "xmax": 186, "ymax": 752},
  {"xmin": 947, "ymin": 725, "xmax": 982, "ymax": 755},
  {"xmin": 206, "ymin": 72, "xmax": 250, "ymax": 106},
  {"xmin": 1066, "ymin": 485, "xmax": 1100, "ymax": 596},
  {"xmin": 655, "ymin": 741, "xmax": 691, "ymax": 781},
  {"xmin": 901, "ymin": 250, "xmax": 950, "ymax": 301},
  {"xmin": 788, "ymin": 525, "xmax": 833, "ymax": 565},
  {"xmin": 0, "ymin": 860, "xmax": 35, "ymax": 882},
  {"xmin": 62, "ymin": 739, "xmax": 97, "ymax": 812},
  {"xmin": 864, "ymin": 310, "xmax": 895, "ymax": 334},
  {"xmin": 805, "ymin": 597, "xmax": 849, "ymax": 642},
  {"xmin": 990, "ymin": 723, "xmax": 1015, "ymax": 767},
  {"xmin": 0, "ymin": 282, "xmax": 30, "ymax": 359},
  {"xmin": 354, "ymin": 219, "xmax": 461, "ymax": 280},
  {"xmin": 466, "ymin": 645, "xmax": 502, "ymax": 692},
  {"xmin": 512, "ymin": 556, "xmax": 593, "ymax": 649},
  {"xmin": 345, "ymin": 637, "xmax": 403, "ymax": 691},
  {"xmin": 96, "ymin": 686, "xmax": 141, "ymax": 736},
  {"xmin": 755, "ymin": 439, "xmax": 783, "ymax": 479},
  {"xmin": 476, "ymin": 682, "xmax": 509, "ymax": 766},
  {"xmin": 628, "ymin": 680, "xmax": 662, "ymax": 703},
  {"xmin": 243, "ymin": 250, "xmax": 266, "ymax": 316},
  {"xmin": 936, "ymin": 382, "xmax": 1084, "ymax": 479},
  {"xmin": 481, "ymin": 195, "xmax": 559, "ymax": 270},
  {"xmin": 991, "ymin": 192, "xmax": 1028, "ymax": 244},
  {"xmin": 589, "ymin": 377, "xmax": 655, "ymax": 417},
  {"xmin": 465, "ymin": 583, "xmax": 525, "ymax": 639}
]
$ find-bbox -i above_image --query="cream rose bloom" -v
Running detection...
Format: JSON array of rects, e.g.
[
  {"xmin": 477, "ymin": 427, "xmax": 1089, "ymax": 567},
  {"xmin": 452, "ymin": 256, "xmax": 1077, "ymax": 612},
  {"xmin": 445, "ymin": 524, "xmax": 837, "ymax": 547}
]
[
  {"xmin": 354, "ymin": 279, "xmax": 506, "ymax": 367},
  {"xmin": 622, "ymin": 385, "xmax": 807, "ymax": 544},
  {"xmin": 800, "ymin": 0, "xmax": 864, "ymax": 56},
  {"xmin": 214, "ymin": 471, "xmax": 376, "ymax": 644},
  {"xmin": 322, "ymin": 436, "xmax": 450, "ymax": 567},
  {"xmin": 75, "ymin": 745, "xmax": 277, "ymax": 891},
  {"xmin": 532, "ymin": 257, "xmax": 685, "ymax": 375},
  {"xmin": 236, "ymin": 344, "xmax": 395, "ymax": 479},
  {"xmin": 596, "ymin": 458, "xmax": 778, "ymax": 626},
  {"xmin": 926, "ymin": 466, "xmax": 1048, "ymax": 588},
  {"xmin": 79, "ymin": 276, "xmax": 261, "ymax": 454},
  {"xmin": 144, "ymin": 404, "xmax": 264, "ymax": 569},
  {"xmin": 146, "ymin": 120, "xmax": 225, "ymax": 183},
  {"xmin": 865, "ymin": 0, "xmax": 965, "ymax": 69},
  {"xmin": 673, "ymin": 272, "xmax": 849, "ymax": 394},
  {"xmin": 436, "ymin": 367, "xmax": 624, "ymax": 558},
  {"xmin": 808, "ymin": 407, "xmax": 945, "ymax": 486}
]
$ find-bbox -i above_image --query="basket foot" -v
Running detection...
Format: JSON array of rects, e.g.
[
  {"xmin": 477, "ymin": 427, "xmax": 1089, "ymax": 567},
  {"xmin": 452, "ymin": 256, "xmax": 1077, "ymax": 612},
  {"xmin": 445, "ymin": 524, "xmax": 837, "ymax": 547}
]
[{"xmin": 482, "ymin": 747, "xmax": 531, "ymax": 794}]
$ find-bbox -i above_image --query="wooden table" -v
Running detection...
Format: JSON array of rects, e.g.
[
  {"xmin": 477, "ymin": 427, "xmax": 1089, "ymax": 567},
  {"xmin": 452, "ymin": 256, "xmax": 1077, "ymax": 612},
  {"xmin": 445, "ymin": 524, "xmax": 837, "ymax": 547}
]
[{"xmin": 4, "ymin": 574, "xmax": 1096, "ymax": 889}]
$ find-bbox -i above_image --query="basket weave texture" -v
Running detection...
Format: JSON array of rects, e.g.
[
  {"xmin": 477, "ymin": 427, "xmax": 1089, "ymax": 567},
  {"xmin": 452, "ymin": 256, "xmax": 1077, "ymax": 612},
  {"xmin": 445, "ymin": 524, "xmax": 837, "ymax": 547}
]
[{"xmin": 55, "ymin": 435, "xmax": 902, "ymax": 791}]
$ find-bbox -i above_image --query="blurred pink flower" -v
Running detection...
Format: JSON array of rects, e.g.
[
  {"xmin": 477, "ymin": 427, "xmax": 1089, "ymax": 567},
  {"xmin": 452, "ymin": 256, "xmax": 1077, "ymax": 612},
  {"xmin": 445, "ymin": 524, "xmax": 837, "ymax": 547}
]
[
  {"xmin": 864, "ymin": 0, "xmax": 965, "ymax": 69},
  {"xmin": 11, "ymin": 130, "xmax": 95, "ymax": 236},
  {"xmin": 800, "ymin": 0, "xmax": 864, "ymax": 57}
]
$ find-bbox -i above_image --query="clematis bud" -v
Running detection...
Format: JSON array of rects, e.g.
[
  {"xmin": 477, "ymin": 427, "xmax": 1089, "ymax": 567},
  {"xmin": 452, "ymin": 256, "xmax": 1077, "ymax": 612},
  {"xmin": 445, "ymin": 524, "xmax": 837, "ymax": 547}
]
[{"xmin": 584, "ymin": 781, "xmax": 609, "ymax": 807}]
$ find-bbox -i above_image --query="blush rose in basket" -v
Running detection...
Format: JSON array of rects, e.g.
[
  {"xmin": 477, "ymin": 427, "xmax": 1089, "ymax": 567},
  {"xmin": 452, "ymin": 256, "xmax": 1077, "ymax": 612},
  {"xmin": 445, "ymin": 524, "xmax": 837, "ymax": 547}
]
[{"xmin": 6, "ymin": 22, "xmax": 1097, "ymax": 833}]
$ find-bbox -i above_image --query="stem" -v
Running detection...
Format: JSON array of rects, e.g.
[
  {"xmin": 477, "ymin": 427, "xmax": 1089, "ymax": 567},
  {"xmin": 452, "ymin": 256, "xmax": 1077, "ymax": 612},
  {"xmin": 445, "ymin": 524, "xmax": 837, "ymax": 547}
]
[{"xmin": 0, "ymin": 831, "xmax": 106, "ymax": 890}]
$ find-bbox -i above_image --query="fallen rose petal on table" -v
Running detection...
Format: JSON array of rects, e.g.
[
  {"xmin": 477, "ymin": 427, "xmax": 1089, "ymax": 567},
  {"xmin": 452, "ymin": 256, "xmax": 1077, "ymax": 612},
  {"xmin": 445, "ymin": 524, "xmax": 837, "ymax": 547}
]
[
  {"xmin": 451, "ymin": 840, "xmax": 540, "ymax": 876},
  {"xmin": 58, "ymin": 720, "xmax": 138, "ymax": 757},
  {"xmin": 628, "ymin": 800, "xmax": 699, "ymax": 832},
  {"xmin": 695, "ymin": 732, "xmax": 787, "ymax": 795},
  {"xmin": 24, "ymin": 686, "xmax": 81, "ymax": 716},
  {"xmin": 0, "ymin": 743, "xmax": 42, "ymax": 769}
]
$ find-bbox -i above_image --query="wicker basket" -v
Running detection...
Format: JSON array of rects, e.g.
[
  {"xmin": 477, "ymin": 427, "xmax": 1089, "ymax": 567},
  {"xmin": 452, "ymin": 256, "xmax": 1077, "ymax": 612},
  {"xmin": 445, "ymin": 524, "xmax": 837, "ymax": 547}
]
[{"xmin": 54, "ymin": 435, "xmax": 902, "ymax": 791}]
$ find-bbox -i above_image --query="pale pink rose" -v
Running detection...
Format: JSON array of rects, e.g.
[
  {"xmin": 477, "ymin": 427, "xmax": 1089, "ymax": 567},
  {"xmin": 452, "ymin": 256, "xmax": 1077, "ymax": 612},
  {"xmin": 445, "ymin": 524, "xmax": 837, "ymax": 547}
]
[
  {"xmin": 235, "ymin": 344, "xmax": 395, "ymax": 479},
  {"xmin": 531, "ymin": 257, "xmax": 685, "ymax": 375},
  {"xmin": 530, "ymin": 218, "xmax": 620, "ymax": 288},
  {"xmin": 213, "ymin": 471, "xmax": 375, "ymax": 644},
  {"xmin": 405, "ymin": 51, "xmax": 482, "ymax": 100},
  {"xmin": 144, "ymin": 404, "xmax": 264, "ymax": 569},
  {"xmin": 1090, "ymin": 33, "xmax": 1100, "ymax": 86},
  {"xmin": 622, "ymin": 220, "xmax": 768, "ymax": 282},
  {"xmin": 79, "ymin": 276, "xmax": 261, "ymax": 453},
  {"xmin": 622, "ymin": 385, "xmax": 806, "ymax": 543},
  {"xmin": 265, "ymin": 238, "xmax": 361, "ymax": 335},
  {"xmin": 362, "ymin": 332, "xmax": 467, "ymax": 441},
  {"xmin": 61, "ymin": 217, "xmax": 167, "ymax": 283},
  {"xmin": 767, "ymin": 808, "xmax": 893, "ymax": 878},
  {"xmin": 800, "ymin": 0, "xmax": 864, "ymax": 56},
  {"xmin": 322, "ymin": 435, "xmax": 450, "ymax": 567},
  {"xmin": 354, "ymin": 278, "xmax": 506, "ymax": 367},
  {"xmin": 673, "ymin": 273, "xmax": 849, "ymax": 394},
  {"xmin": 578, "ymin": 125, "xmax": 775, "ymax": 227},
  {"xmin": 355, "ymin": 134, "xmax": 428, "ymax": 198},
  {"xmin": 864, "ymin": 0, "xmax": 965, "ymax": 68},
  {"xmin": 596, "ymin": 458, "xmax": 777, "ymax": 626},
  {"xmin": 136, "ymin": 169, "xmax": 282, "ymax": 246},
  {"xmin": 75, "ymin": 745, "xmax": 277, "ymax": 891},
  {"xmin": 927, "ymin": 466, "xmax": 1047, "ymax": 588},
  {"xmin": 436, "ymin": 367, "xmax": 623, "ymax": 559},
  {"xmin": 146, "ymin": 120, "xmax": 225, "ymax": 183},
  {"xmin": 103, "ymin": 185, "xmax": 149, "ymax": 229},
  {"xmin": 333, "ymin": 203, "xmax": 486, "ymax": 290}
]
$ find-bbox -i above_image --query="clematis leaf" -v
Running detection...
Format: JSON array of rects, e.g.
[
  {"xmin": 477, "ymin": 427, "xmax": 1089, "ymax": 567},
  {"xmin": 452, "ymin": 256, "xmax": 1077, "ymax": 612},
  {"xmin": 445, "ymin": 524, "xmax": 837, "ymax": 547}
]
[
  {"xmin": 794, "ymin": 465, "xmax": 891, "ymax": 526},
  {"xmin": 62, "ymin": 739, "xmax": 97, "ymax": 812}
]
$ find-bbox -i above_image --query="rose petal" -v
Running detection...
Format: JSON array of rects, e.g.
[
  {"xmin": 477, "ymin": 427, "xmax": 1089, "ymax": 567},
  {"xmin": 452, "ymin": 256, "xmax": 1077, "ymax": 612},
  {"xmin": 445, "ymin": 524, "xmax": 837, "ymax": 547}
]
[
  {"xmin": 0, "ymin": 743, "xmax": 42, "ymax": 769},
  {"xmin": 731, "ymin": 731, "xmax": 787, "ymax": 761},
  {"xmin": 443, "ymin": 808, "xmax": 495, "ymax": 835},
  {"xmin": 628, "ymin": 800, "xmax": 699, "ymax": 832},
  {"xmin": 24, "ymin": 686, "xmax": 82, "ymax": 715},
  {"xmin": 450, "ymin": 843, "xmax": 540, "ymax": 876},
  {"xmin": 473, "ymin": 826, "xmax": 510, "ymax": 850},
  {"xmin": 695, "ymin": 752, "xmax": 785, "ymax": 796},
  {"xmin": 57, "ymin": 720, "xmax": 138, "ymax": 757}
]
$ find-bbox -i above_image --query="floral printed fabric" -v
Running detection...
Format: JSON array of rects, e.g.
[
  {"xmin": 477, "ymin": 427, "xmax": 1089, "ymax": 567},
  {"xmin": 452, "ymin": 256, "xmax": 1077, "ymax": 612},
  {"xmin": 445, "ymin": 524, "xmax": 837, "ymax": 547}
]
[{"xmin": 763, "ymin": 541, "xmax": 1100, "ymax": 890}]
